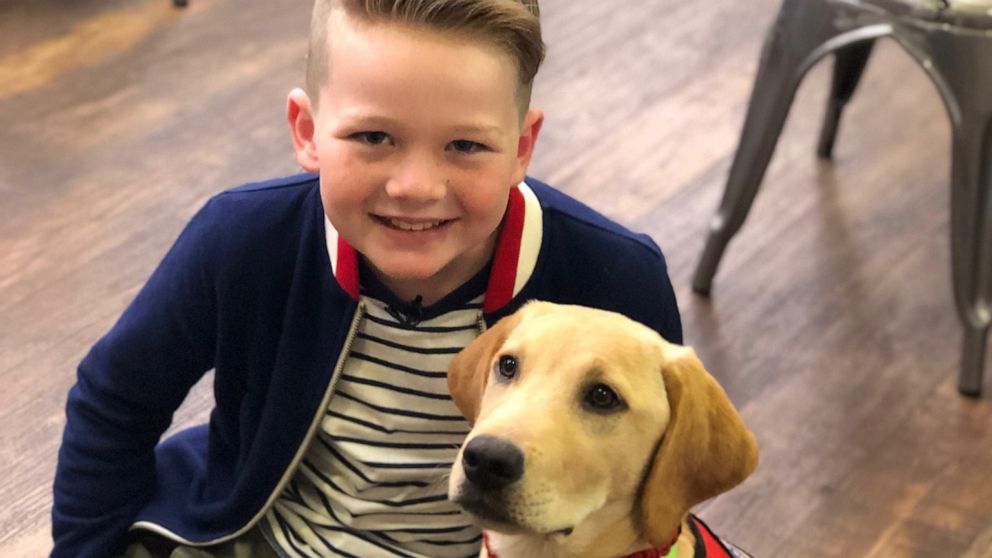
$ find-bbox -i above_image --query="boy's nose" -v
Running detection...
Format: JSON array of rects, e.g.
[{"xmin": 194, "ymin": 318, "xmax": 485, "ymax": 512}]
[{"xmin": 385, "ymin": 155, "xmax": 447, "ymax": 201}]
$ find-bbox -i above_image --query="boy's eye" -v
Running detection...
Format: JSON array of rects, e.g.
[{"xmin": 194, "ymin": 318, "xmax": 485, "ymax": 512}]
[
  {"xmin": 449, "ymin": 140, "xmax": 486, "ymax": 154},
  {"xmin": 353, "ymin": 131, "xmax": 392, "ymax": 146}
]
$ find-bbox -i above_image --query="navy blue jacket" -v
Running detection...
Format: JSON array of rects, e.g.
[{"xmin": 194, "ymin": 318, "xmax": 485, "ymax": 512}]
[{"xmin": 52, "ymin": 174, "xmax": 682, "ymax": 557}]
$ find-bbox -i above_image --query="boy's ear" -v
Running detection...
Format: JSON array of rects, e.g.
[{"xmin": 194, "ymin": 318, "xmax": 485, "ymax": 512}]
[
  {"xmin": 512, "ymin": 108, "xmax": 544, "ymax": 184},
  {"xmin": 287, "ymin": 88, "xmax": 320, "ymax": 172}
]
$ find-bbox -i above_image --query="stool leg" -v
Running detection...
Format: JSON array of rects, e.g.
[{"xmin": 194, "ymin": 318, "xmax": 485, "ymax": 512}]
[
  {"xmin": 817, "ymin": 40, "xmax": 875, "ymax": 159},
  {"xmin": 693, "ymin": 3, "xmax": 840, "ymax": 295},
  {"xmin": 927, "ymin": 33, "xmax": 992, "ymax": 396},
  {"xmin": 948, "ymin": 118, "xmax": 992, "ymax": 397},
  {"xmin": 960, "ymin": 326, "xmax": 987, "ymax": 397}
]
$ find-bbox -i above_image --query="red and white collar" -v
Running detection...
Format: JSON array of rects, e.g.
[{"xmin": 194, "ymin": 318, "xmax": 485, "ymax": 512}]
[{"xmin": 324, "ymin": 181, "xmax": 543, "ymax": 314}]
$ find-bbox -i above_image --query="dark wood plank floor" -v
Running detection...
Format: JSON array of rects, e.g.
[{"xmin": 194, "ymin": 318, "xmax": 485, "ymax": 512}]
[{"xmin": 3, "ymin": 0, "xmax": 991, "ymax": 556}]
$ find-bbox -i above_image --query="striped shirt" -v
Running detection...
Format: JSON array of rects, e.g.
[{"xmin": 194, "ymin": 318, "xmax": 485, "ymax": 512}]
[{"xmin": 263, "ymin": 268, "xmax": 487, "ymax": 558}]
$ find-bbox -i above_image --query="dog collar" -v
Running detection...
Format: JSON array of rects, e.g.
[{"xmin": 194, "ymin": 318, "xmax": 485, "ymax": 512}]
[{"xmin": 481, "ymin": 530, "xmax": 680, "ymax": 558}]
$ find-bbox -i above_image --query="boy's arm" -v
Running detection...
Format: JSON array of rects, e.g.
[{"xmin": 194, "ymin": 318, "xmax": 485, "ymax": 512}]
[
  {"xmin": 52, "ymin": 202, "xmax": 219, "ymax": 558},
  {"xmin": 637, "ymin": 232, "xmax": 683, "ymax": 345}
]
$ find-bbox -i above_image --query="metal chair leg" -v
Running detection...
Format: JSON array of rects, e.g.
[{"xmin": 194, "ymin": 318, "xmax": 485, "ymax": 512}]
[
  {"xmin": 960, "ymin": 326, "xmax": 987, "ymax": 397},
  {"xmin": 925, "ymin": 32, "xmax": 992, "ymax": 396},
  {"xmin": 817, "ymin": 40, "xmax": 876, "ymax": 159},
  {"xmin": 947, "ymin": 113, "xmax": 992, "ymax": 396},
  {"xmin": 692, "ymin": 26, "xmax": 801, "ymax": 294},
  {"xmin": 693, "ymin": 0, "xmax": 856, "ymax": 295}
]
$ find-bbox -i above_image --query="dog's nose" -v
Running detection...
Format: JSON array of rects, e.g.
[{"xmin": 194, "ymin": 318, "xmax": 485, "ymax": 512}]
[{"xmin": 461, "ymin": 435, "xmax": 524, "ymax": 490}]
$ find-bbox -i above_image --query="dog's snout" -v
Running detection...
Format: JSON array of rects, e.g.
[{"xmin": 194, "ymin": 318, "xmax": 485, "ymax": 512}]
[{"xmin": 462, "ymin": 435, "xmax": 524, "ymax": 490}]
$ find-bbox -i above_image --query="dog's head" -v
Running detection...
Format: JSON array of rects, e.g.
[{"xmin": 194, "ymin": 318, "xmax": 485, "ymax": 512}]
[{"xmin": 447, "ymin": 301, "xmax": 758, "ymax": 549}]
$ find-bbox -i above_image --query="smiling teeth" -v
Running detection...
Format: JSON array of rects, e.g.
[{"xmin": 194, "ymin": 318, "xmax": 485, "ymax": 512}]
[{"xmin": 388, "ymin": 218, "xmax": 444, "ymax": 231}]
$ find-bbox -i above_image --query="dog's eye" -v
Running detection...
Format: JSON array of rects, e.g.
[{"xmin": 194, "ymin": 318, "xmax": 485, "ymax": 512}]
[
  {"xmin": 584, "ymin": 384, "xmax": 623, "ymax": 412},
  {"xmin": 495, "ymin": 355, "xmax": 518, "ymax": 380}
]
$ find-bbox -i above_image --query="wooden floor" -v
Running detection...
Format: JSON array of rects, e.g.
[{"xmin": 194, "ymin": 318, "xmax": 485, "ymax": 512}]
[{"xmin": 3, "ymin": 0, "xmax": 991, "ymax": 556}]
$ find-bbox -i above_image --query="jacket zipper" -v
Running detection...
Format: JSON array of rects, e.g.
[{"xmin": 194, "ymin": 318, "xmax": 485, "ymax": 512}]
[
  {"xmin": 133, "ymin": 303, "xmax": 367, "ymax": 545},
  {"xmin": 243, "ymin": 302, "xmax": 367, "ymax": 534}
]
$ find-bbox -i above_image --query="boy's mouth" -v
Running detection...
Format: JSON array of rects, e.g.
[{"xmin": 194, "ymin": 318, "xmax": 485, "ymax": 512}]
[{"xmin": 373, "ymin": 215, "xmax": 452, "ymax": 232}]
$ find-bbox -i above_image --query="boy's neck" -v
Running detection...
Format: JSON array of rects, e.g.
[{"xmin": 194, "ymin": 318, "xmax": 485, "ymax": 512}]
[
  {"xmin": 370, "ymin": 268, "xmax": 445, "ymax": 307},
  {"xmin": 365, "ymin": 228, "xmax": 500, "ymax": 306},
  {"xmin": 360, "ymin": 254, "xmax": 493, "ymax": 311},
  {"xmin": 376, "ymin": 272, "xmax": 440, "ymax": 307}
]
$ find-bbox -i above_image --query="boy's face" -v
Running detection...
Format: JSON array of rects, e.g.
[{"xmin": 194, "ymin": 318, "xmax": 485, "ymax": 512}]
[{"xmin": 288, "ymin": 9, "xmax": 543, "ymax": 304}]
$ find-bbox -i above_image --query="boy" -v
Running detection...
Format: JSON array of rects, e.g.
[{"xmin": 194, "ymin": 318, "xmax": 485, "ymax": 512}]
[{"xmin": 52, "ymin": 1, "xmax": 682, "ymax": 557}]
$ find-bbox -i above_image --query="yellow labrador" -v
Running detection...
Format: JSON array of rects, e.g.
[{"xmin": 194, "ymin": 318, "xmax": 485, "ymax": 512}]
[{"xmin": 447, "ymin": 302, "xmax": 758, "ymax": 558}]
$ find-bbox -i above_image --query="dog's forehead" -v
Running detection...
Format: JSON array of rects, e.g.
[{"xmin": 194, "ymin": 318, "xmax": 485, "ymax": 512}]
[
  {"xmin": 519, "ymin": 304, "xmax": 656, "ymax": 340},
  {"xmin": 503, "ymin": 304, "xmax": 667, "ymax": 367}
]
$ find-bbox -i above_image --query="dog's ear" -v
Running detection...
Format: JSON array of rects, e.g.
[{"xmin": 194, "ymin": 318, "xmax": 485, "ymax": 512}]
[
  {"xmin": 639, "ymin": 348, "xmax": 758, "ymax": 547},
  {"xmin": 447, "ymin": 310, "xmax": 524, "ymax": 424}
]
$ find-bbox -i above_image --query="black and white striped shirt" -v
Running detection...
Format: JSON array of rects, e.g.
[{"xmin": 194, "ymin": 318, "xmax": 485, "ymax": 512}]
[{"xmin": 263, "ymin": 270, "xmax": 487, "ymax": 558}]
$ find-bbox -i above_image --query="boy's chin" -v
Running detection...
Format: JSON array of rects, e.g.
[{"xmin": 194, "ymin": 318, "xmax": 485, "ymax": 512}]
[{"xmin": 369, "ymin": 260, "xmax": 445, "ymax": 282}]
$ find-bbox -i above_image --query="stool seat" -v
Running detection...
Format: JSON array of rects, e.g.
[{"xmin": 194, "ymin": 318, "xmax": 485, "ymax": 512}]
[
  {"xmin": 692, "ymin": 0, "xmax": 992, "ymax": 396},
  {"xmin": 868, "ymin": 0, "xmax": 992, "ymax": 26}
]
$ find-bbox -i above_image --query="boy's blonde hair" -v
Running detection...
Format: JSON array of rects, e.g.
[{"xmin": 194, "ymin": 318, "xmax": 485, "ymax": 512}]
[{"xmin": 306, "ymin": 0, "xmax": 544, "ymax": 114}]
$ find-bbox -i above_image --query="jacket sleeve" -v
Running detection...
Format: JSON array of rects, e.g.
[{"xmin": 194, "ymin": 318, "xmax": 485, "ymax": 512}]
[
  {"xmin": 636, "ymin": 232, "xmax": 683, "ymax": 345},
  {"xmin": 51, "ymin": 200, "xmax": 221, "ymax": 558}
]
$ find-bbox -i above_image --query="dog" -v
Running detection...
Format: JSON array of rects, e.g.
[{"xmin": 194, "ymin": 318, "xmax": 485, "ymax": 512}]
[{"xmin": 447, "ymin": 302, "xmax": 759, "ymax": 558}]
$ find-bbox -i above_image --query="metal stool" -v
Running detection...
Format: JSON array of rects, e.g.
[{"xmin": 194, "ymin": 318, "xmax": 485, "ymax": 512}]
[{"xmin": 692, "ymin": 0, "xmax": 992, "ymax": 396}]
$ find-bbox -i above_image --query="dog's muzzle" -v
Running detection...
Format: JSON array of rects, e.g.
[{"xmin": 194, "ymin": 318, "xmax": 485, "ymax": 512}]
[{"xmin": 453, "ymin": 435, "xmax": 526, "ymax": 524}]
